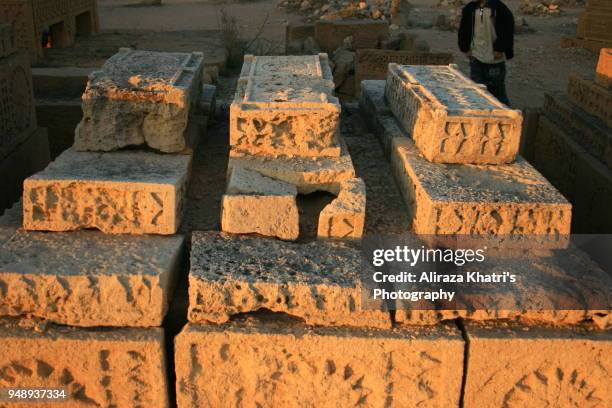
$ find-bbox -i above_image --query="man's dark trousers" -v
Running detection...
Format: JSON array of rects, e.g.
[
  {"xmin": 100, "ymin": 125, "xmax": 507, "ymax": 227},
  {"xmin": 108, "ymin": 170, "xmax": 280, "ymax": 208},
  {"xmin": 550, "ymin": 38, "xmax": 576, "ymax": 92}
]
[{"xmin": 469, "ymin": 57, "xmax": 510, "ymax": 106}]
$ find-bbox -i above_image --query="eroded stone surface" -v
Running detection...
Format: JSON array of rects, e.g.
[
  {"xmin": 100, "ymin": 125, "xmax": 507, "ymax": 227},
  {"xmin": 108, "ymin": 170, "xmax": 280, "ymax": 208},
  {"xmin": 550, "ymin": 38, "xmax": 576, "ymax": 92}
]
[
  {"xmin": 0, "ymin": 223, "xmax": 184, "ymax": 327},
  {"xmin": 567, "ymin": 74, "xmax": 612, "ymax": 128},
  {"xmin": 226, "ymin": 165, "xmax": 297, "ymax": 196},
  {"xmin": 75, "ymin": 49, "xmax": 204, "ymax": 153},
  {"xmin": 318, "ymin": 178, "xmax": 366, "ymax": 240},
  {"xmin": 395, "ymin": 247, "xmax": 612, "ymax": 329},
  {"xmin": 0, "ymin": 318, "xmax": 168, "ymax": 407},
  {"xmin": 220, "ymin": 195, "xmax": 299, "ymax": 240},
  {"xmin": 595, "ymin": 48, "xmax": 611, "ymax": 88},
  {"xmin": 463, "ymin": 323, "xmax": 612, "ymax": 408},
  {"xmin": 385, "ymin": 64, "xmax": 522, "ymax": 164},
  {"xmin": 230, "ymin": 54, "xmax": 341, "ymax": 158},
  {"xmin": 23, "ymin": 148, "xmax": 191, "ymax": 235},
  {"xmin": 188, "ymin": 232, "xmax": 389, "ymax": 328},
  {"xmin": 175, "ymin": 318, "xmax": 463, "ymax": 408},
  {"xmin": 391, "ymin": 137, "xmax": 572, "ymax": 235},
  {"xmin": 227, "ymin": 142, "xmax": 355, "ymax": 194}
]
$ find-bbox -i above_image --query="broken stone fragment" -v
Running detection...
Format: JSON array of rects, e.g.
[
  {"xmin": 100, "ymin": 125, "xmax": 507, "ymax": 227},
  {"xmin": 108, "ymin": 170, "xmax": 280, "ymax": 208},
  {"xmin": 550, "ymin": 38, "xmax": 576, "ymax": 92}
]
[
  {"xmin": 175, "ymin": 318, "xmax": 463, "ymax": 408},
  {"xmin": 221, "ymin": 167, "xmax": 299, "ymax": 240},
  {"xmin": 0, "ymin": 318, "xmax": 169, "ymax": 407},
  {"xmin": 385, "ymin": 63, "xmax": 522, "ymax": 164},
  {"xmin": 22, "ymin": 148, "xmax": 191, "ymax": 235},
  {"xmin": 188, "ymin": 231, "xmax": 389, "ymax": 328},
  {"xmin": 391, "ymin": 137, "xmax": 572, "ymax": 236},
  {"xmin": 74, "ymin": 48, "xmax": 204, "ymax": 153},
  {"xmin": 318, "ymin": 177, "xmax": 366, "ymax": 240}
]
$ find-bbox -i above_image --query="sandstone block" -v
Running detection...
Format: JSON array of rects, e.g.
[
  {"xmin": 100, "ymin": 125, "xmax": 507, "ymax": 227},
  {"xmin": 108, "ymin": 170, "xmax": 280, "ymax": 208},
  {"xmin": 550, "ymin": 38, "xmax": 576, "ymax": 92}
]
[
  {"xmin": 355, "ymin": 49, "xmax": 453, "ymax": 94},
  {"xmin": 385, "ymin": 64, "xmax": 522, "ymax": 164},
  {"xmin": 567, "ymin": 74, "xmax": 612, "ymax": 128},
  {"xmin": 0, "ymin": 223, "xmax": 184, "ymax": 327},
  {"xmin": 230, "ymin": 54, "xmax": 341, "ymax": 158},
  {"xmin": 314, "ymin": 20, "xmax": 390, "ymax": 54},
  {"xmin": 227, "ymin": 141, "xmax": 356, "ymax": 194},
  {"xmin": 391, "ymin": 137, "xmax": 572, "ymax": 235},
  {"xmin": 318, "ymin": 178, "xmax": 366, "ymax": 240},
  {"xmin": 220, "ymin": 196, "xmax": 299, "ymax": 241},
  {"xmin": 226, "ymin": 165, "xmax": 297, "ymax": 196},
  {"xmin": 0, "ymin": 318, "xmax": 168, "ymax": 407},
  {"xmin": 188, "ymin": 232, "xmax": 389, "ymax": 328},
  {"xmin": 395, "ymin": 246, "xmax": 612, "ymax": 329},
  {"xmin": 543, "ymin": 93, "xmax": 612, "ymax": 170},
  {"xmin": 463, "ymin": 323, "xmax": 612, "ymax": 408},
  {"xmin": 74, "ymin": 48, "xmax": 204, "ymax": 153},
  {"xmin": 595, "ymin": 48, "xmax": 611, "ymax": 88},
  {"xmin": 23, "ymin": 148, "xmax": 191, "ymax": 235},
  {"xmin": 175, "ymin": 319, "xmax": 464, "ymax": 408}
]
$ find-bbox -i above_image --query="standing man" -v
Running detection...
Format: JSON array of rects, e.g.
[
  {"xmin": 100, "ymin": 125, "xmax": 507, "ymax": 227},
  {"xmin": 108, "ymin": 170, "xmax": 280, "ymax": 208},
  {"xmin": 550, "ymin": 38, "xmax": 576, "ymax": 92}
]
[{"xmin": 458, "ymin": 0, "xmax": 515, "ymax": 105}]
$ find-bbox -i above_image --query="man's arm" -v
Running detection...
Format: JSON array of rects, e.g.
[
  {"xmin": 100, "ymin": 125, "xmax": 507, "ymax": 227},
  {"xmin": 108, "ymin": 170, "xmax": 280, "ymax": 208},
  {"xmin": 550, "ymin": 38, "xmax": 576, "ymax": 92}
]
[
  {"xmin": 493, "ymin": 3, "xmax": 515, "ymax": 59},
  {"xmin": 458, "ymin": 5, "xmax": 473, "ymax": 54}
]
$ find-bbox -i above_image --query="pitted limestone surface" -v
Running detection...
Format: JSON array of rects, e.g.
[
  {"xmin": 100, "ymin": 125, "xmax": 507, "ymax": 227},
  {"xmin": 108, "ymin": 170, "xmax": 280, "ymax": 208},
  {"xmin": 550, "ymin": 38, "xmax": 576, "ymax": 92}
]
[
  {"xmin": 226, "ymin": 166, "xmax": 297, "ymax": 196},
  {"xmin": 0, "ymin": 228, "xmax": 184, "ymax": 327},
  {"xmin": 188, "ymin": 232, "xmax": 389, "ymax": 328},
  {"xmin": 0, "ymin": 318, "xmax": 168, "ymax": 408},
  {"xmin": 318, "ymin": 178, "xmax": 366, "ymax": 240},
  {"xmin": 175, "ymin": 318, "xmax": 463, "ymax": 408},
  {"xmin": 75, "ymin": 49, "xmax": 204, "ymax": 153},
  {"xmin": 23, "ymin": 148, "xmax": 191, "ymax": 234},
  {"xmin": 385, "ymin": 65, "xmax": 522, "ymax": 164},
  {"xmin": 391, "ymin": 138, "xmax": 572, "ymax": 235},
  {"xmin": 239, "ymin": 54, "xmax": 333, "ymax": 80}
]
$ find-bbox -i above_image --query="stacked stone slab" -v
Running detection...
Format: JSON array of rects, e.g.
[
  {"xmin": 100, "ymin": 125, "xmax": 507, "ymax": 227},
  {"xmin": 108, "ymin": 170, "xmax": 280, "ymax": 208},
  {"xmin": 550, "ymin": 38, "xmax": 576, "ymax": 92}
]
[
  {"xmin": 360, "ymin": 64, "xmax": 571, "ymax": 236},
  {"xmin": 529, "ymin": 49, "xmax": 612, "ymax": 233},
  {"xmin": 0, "ymin": 23, "xmax": 50, "ymax": 213},
  {"xmin": 224, "ymin": 54, "xmax": 366, "ymax": 241},
  {"xmin": 561, "ymin": 0, "xmax": 612, "ymax": 52},
  {"xmin": 0, "ymin": 48, "xmax": 212, "ymax": 406}
]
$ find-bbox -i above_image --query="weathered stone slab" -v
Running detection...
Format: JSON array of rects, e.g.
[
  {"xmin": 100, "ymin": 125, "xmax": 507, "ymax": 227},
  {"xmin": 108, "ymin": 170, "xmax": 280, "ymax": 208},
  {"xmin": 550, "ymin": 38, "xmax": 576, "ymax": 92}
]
[
  {"xmin": 0, "ymin": 50, "xmax": 37, "ymax": 160},
  {"xmin": 226, "ymin": 165, "xmax": 297, "ymax": 196},
  {"xmin": 175, "ymin": 318, "xmax": 463, "ymax": 408},
  {"xmin": 360, "ymin": 79, "xmax": 407, "ymax": 156},
  {"xmin": 314, "ymin": 20, "xmax": 390, "ymax": 54},
  {"xmin": 227, "ymin": 141, "xmax": 356, "ymax": 194},
  {"xmin": 188, "ymin": 231, "xmax": 389, "ymax": 328},
  {"xmin": 23, "ymin": 148, "xmax": 191, "ymax": 235},
  {"xmin": 463, "ymin": 323, "xmax": 612, "ymax": 408},
  {"xmin": 0, "ymin": 318, "xmax": 168, "ymax": 407},
  {"xmin": 567, "ymin": 74, "xmax": 612, "ymax": 128},
  {"xmin": 74, "ymin": 48, "xmax": 204, "ymax": 153},
  {"xmin": 230, "ymin": 54, "xmax": 341, "ymax": 158},
  {"xmin": 395, "ymin": 246, "xmax": 612, "ymax": 329},
  {"xmin": 391, "ymin": 137, "xmax": 572, "ymax": 235},
  {"xmin": 355, "ymin": 49, "xmax": 453, "ymax": 94},
  {"xmin": 595, "ymin": 48, "xmax": 611, "ymax": 88},
  {"xmin": 385, "ymin": 64, "xmax": 522, "ymax": 164},
  {"xmin": 0, "ymin": 222, "xmax": 184, "ymax": 327},
  {"xmin": 318, "ymin": 178, "xmax": 366, "ymax": 240},
  {"xmin": 0, "ymin": 23, "xmax": 14, "ymax": 58},
  {"xmin": 534, "ymin": 115, "xmax": 612, "ymax": 233},
  {"xmin": 543, "ymin": 93, "xmax": 612, "ymax": 171},
  {"xmin": 0, "ymin": 128, "xmax": 50, "ymax": 214}
]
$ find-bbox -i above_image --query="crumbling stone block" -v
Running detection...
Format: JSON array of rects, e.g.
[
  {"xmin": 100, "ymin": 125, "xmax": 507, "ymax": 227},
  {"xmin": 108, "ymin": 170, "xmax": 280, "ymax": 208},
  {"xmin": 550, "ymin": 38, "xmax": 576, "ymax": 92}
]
[
  {"xmin": 567, "ymin": 73, "xmax": 612, "ymax": 128},
  {"xmin": 391, "ymin": 137, "xmax": 572, "ymax": 235},
  {"xmin": 175, "ymin": 318, "xmax": 464, "ymax": 408},
  {"xmin": 318, "ymin": 178, "xmax": 366, "ymax": 240},
  {"xmin": 314, "ymin": 20, "xmax": 390, "ymax": 54},
  {"xmin": 23, "ymin": 148, "xmax": 191, "ymax": 235},
  {"xmin": 395, "ymin": 246, "xmax": 612, "ymax": 329},
  {"xmin": 355, "ymin": 49, "xmax": 453, "ymax": 94},
  {"xmin": 595, "ymin": 48, "xmax": 611, "ymax": 88},
  {"xmin": 74, "ymin": 49, "xmax": 204, "ymax": 153},
  {"xmin": 0, "ymin": 318, "xmax": 168, "ymax": 407},
  {"xmin": 230, "ymin": 54, "xmax": 341, "ymax": 158},
  {"xmin": 463, "ymin": 323, "xmax": 612, "ymax": 408},
  {"xmin": 221, "ymin": 168, "xmax": 299, "ymax": 240},
  {"xmin": 385, "ymin": 64, "xmax": 522, "ymax": 164},
  {"xmin": 188, "ymin": 231, "xmax": 388, "ymax": 328},
  {"xmin": 0, "ymin": 223, "xmax": 184, "ymax": 327},
  {"xmin": 227, "ymin": 141, "xmax": 356, "ymax": 194}
]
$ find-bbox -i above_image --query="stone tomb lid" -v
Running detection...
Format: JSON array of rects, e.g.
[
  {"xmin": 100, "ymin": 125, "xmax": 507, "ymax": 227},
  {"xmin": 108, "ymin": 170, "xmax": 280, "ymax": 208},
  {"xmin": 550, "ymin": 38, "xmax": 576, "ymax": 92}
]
[
  {"xmin": 391, "ymin": 64, "xmax": 517, "ymax": 115},
  {"xmin": 239, "ymin": 54, "xmax": 332, "ymax": 79},
  {"xmin": 86, "ymin": 48, "xmax": 204, "ymax": 105}
]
